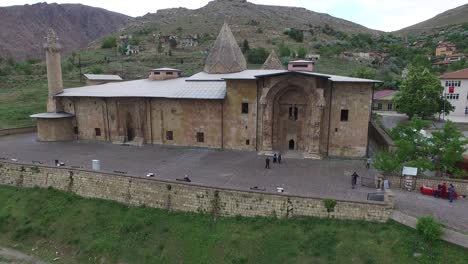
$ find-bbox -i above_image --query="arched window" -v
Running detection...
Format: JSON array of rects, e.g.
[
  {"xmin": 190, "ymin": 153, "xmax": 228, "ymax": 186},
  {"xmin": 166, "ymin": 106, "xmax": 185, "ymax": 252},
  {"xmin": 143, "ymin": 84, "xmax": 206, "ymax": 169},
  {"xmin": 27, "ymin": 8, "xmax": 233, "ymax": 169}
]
[{"xmin": 294, "ymin": 107, "xmax": 298, "ymax": 120}]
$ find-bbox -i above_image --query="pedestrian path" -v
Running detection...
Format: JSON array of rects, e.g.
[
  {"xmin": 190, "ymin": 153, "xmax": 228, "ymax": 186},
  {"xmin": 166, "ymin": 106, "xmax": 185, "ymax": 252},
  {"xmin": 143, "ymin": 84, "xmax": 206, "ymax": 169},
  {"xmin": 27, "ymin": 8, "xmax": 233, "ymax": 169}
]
[{"xmin": 391, "ymin": 210, "xmax": 468, "ymax": 249}]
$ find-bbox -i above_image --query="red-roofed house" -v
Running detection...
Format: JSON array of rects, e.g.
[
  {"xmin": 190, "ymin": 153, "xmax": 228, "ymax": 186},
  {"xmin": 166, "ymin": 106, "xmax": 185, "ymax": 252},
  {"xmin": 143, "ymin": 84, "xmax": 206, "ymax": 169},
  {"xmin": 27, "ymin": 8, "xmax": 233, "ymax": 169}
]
[
  {"xmin": 372, "ymin": 90, "xmax": 399, "ymax": 111},
  {"xmin": 439, "ymin": 68, "xmax": 468, "ymax": 121}
]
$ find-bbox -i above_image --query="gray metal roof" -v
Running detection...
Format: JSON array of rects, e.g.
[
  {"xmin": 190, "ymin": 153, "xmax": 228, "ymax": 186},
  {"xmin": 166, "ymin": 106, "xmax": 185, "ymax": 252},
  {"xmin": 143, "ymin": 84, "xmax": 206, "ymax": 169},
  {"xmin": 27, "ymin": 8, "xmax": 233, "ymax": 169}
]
[
  {"xmin": 152, "ymin": 67, "xmax": 182, "ymax": 72},
  {"xmin": 187, "ymin": 70, "xmax": 382, "ymax": 83},
  {"xmin": 30, "ymin": 112, "xmax": 75, "ymax": 119},
  {"xmin": 83, "ymin": 74, "xmax": 123, "ymax": 81},
  {"xmin": 57, "ymin": 78, "xmax": 226, "ymax": 99}
]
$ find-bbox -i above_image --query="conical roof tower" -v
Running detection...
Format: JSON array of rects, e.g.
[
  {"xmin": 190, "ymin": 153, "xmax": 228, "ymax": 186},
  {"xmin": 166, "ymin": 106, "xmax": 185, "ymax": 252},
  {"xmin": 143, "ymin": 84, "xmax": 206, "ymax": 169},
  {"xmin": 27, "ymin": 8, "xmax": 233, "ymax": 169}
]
[
  {"xmin": 261, "ymin": 50, "xmax": 284, "ymax": 70},
  {"xmin": 204, "ymin": 23, "xmax": 247, "ymax": 74}
]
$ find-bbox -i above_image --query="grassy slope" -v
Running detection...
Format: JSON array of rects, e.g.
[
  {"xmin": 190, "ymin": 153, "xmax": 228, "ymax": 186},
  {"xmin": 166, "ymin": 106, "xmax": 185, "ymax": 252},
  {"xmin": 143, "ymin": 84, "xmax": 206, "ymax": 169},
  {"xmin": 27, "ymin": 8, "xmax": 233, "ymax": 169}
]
[{"xmin": 0, "ymin": 186, "xmax": 467, "ymax": 264}]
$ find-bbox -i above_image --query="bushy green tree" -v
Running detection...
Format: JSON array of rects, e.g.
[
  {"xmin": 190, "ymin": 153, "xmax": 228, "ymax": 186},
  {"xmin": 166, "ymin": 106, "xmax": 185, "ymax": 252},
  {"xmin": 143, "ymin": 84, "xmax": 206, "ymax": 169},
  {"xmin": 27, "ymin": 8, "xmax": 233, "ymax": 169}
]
[
  {"xmin": 393, "ymin": 65, "xmax": 453, "ymax": 119},
  {"xmin": 278, "ymin": 43, "xmax": 291, "ymax": 57},
  {"xmin": 351, "ymin": 67, "xmax": 377, "ymax": 79},
  {"xmin": 88, "ymin": 66, "xmax": 103, "ymax": 74},
  {"xmin": 374, "ymin": 119, "xmax": 467, "ymax": 177},
  {"xmin": 246, "ymin": 47, "xmax": 268, "ymax": 64},
  {"xmin": 241, "ymin": 39, "xmax": 250, "ymax": 54},
  {"xmin": 286, "ymin": 28, "xmax": 304, "ymax": 42},
  {"xmin": 297, "ymin": 46, "xmax": 307, "ymax": 58},
  {"xmin": 430, "ymin": 121, "xmax": 468, "ymax": 177},
  {"xmin": 101, "ymin": 36, "xmax": 117, "ymax": 49}
]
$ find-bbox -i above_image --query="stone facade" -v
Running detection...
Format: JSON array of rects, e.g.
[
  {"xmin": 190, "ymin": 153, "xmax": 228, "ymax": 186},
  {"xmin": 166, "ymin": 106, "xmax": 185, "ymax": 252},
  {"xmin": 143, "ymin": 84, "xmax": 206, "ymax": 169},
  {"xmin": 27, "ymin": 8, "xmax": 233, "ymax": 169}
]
[
  {"xmin": 0, "ymin": 161, "xmax": 393, "ymax": 222},
  {"xmin": 59, "ymin": 75, "xmax": 373, "ymax": 157}
]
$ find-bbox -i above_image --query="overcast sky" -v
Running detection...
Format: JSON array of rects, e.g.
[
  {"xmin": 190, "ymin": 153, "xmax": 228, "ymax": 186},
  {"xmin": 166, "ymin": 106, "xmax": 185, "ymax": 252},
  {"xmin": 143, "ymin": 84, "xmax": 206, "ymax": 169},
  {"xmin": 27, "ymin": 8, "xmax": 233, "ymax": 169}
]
[{"xmin": 1, "ymin": 0, "xmax": 467, "ymax": 31}]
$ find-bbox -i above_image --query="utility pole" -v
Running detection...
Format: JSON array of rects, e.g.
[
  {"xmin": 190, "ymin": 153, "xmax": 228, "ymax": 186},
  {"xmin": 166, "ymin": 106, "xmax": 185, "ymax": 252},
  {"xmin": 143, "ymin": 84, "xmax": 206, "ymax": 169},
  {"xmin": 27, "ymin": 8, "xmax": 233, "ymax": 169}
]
[{"xmin": 78, "ymin": 54, "xmax": 82, "ymax": 83}]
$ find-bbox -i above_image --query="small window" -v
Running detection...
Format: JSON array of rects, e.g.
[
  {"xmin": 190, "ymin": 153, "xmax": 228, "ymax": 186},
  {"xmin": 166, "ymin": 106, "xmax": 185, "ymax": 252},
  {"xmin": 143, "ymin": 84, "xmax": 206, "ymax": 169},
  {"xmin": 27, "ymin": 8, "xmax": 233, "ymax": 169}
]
[
  {"xmin": 340, "ymin": 109, "xmax": 349, "ymax": 122},
  {"xmin": 289, "ymin": 107, "xmax": 293, "ymax": 118},
  {"xmin": 465, "ymin": 107, "xmax": 468, "ymax": 114},
  {"xmin": 154, "ymin": 72, "xmax": 161, "ymax": 75},
  {"xmin": 246, "ymin": 139, "xmax": 250, "ymax": 145},
  {"xmin": 289, "ymin": 106, "xmax": 298, "ymax": 120},
  {"xmin": 73, "ymin": 126, "xmax": 78, "ymax": 134},
  {"xmin": 166, "ymin": 131, "xmax": 173, "ymax": 140},
  {"xmin": 166, "ymin": 72, "xmax": 173, "ymax": 75},
  {"xmin": 294, "ymin": 107, "xmax": 298, "ymax": 120},
  {"xmin": 95, "ymin": 128, "xmax": 101, "ymax": 136},
  {"xmin": 292, "ymin": 64, "xmax": 307, "ymax": 68},
  {"xmin": 377, "ymin": 103, "xmax": 382, "ymax": 110},
  {"xmin": 388, "ymin": 104, "xmax": 393, "ymax": 110},
  {"xmin": 197, "ymin": 132, "xmax": 204, "ymax": 143},
  {"xmin": 241, "ymin": 103, "xmax": 249, "ymax": 114}
]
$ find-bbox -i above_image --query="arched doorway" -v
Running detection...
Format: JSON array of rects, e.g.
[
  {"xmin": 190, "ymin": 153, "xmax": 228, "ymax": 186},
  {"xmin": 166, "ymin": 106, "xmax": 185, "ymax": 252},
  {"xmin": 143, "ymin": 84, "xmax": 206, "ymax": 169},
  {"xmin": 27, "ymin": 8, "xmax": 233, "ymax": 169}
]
[
  {"xmin": 272, "ymin": 87, "xmax": 309, "ymax": 152},
  {"xmin": 289, "ymin": 139, "xmax": 295, "ymax": 150}
]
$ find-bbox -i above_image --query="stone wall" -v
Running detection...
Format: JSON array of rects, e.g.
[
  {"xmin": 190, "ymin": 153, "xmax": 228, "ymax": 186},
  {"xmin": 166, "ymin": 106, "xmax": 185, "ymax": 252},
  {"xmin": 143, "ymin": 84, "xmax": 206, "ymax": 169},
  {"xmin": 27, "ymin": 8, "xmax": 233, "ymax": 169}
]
[
  {"xmin": 384, "ymin": 175, "xmax": 468, "ymax": 195},
  {"xmin": 0, "ymin": 161, "xmax": 393, "ymax": 222},
  {"xmin": 0, "ymin": 126, "xmax": 36, "ymax": 137},
  {"xmin": 368, "ymin": 120, "xmax": 395, "ymax": 151},
  {"xmin": 328, "ymin": 82, "xmax": 373, "ymax": 158}
]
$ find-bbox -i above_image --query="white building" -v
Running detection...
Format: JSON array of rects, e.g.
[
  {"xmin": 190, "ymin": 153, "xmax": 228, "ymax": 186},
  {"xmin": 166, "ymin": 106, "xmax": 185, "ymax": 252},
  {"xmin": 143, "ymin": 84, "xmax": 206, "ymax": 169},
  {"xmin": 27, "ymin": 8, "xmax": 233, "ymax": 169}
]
[{"xmin": 440, "ymin": 68, "xmax": 468, "ymax": 122}]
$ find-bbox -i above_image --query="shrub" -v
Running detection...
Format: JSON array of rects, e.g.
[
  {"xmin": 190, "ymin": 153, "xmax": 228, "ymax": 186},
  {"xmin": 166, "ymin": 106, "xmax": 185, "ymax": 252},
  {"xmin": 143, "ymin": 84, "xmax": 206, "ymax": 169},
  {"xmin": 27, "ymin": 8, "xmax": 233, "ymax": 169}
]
[
  {"xmin": 416, "ymin": 216, "xmax": 443, "ymax": 243},
  {"xmin": 297, "ymin": 46, "xmax": 307, "ymax": 58},
  {"xmin": 88, "ymin": 66, "xmax": 103, "ymax": 74},
  {"xmin": 287, "ymin": 28, "xmax": 304, "ymax": 42},
  {"xmin": 278, "ymin": 43, "xmax": 291, "ymax": 57},
  {"xmin": 323, "ymin": 199, "xmax": 337, "ymax": 213},
  {"xmin": 101, "ymin": 36, "xmax": 117, "ymax": 49},
  {"xmin": 246, "ymin": 47, "xmax": 268, "ymax": 64}
]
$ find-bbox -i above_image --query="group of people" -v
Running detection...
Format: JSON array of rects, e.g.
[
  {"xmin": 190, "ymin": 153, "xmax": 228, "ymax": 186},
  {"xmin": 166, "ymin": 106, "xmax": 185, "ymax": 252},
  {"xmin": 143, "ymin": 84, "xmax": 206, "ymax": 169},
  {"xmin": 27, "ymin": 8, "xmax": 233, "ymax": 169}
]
[
  {"xmin": 434, "ymin": 183, "xmax": 457, "ymax": 203},
  {"xmin": 265, "ymin": 153, "xmax": 282, "ymax": 169}
]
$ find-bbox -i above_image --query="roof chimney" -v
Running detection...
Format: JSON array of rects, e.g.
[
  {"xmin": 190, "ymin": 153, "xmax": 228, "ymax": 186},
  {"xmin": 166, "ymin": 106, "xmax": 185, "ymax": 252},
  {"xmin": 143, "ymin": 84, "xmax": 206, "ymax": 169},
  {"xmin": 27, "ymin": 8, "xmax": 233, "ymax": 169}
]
[
  {"xmin": 149, "ymin": 68, "xmax": 182, "ymax": 80},
  {"xmin": 288, "ymin": 60, "xmax": 314, "ymax": 72}
]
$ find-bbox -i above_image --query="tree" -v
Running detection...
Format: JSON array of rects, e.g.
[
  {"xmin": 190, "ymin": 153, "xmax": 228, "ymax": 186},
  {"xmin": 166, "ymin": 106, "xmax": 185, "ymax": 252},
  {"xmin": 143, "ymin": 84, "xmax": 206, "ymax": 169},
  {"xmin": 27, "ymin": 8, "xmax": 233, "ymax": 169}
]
[
  {"xmin": 285, "ymin": 28, "xmax": 304, "ymax": 42},
  {"xmin": 241, "ymin": 39, "xmax": 250, "ymax": 54},
  {"xmin": 101, "ymin": 36, "xmax": 117, "ymax": 49},
  {"xmin": 297, "ymin": 46, "xmax": 307, "ymax": 58},
  {"xmin": 374, "ymin": 119, "xmax": 467, "ymax": 178},
  {"xmin": 374, "ymin": 118, "xmax": 433, "ymax": 174},
  {"xmin": 246, "ymin": 47, "xmax": 268, "ymax": 64},
  {"xmin": 393, "ymin": 65, "xmax": 453, "ymax": 119},
  {"xmin": 169, "ymin": 38, "xmax": 177, "ymax": 50},
  {"xmin": 278, "ymin": 43, "xmax": 291, "ymax": 57},
  {"xmin": 351, "ymin": 67, "xmax": 376, "ymax": 79},
  {"xmin": 429, "ymin": 121, "xmax": 468, "ymax": 177},
  {"xmin": 89, "ymin": 66, "xmax": 103, "ymax": 74},
  {"xmin": 157, "ymin": 41, "xmax": 163, "ymax": 53}
]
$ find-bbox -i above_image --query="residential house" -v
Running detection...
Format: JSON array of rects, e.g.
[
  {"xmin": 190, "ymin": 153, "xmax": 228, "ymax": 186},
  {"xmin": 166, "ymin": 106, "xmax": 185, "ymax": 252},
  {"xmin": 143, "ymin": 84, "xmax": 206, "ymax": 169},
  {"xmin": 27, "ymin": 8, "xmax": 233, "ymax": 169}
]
[
  {"xmin": 373, "ymin": 90, "xmax": 399, "ymax": 111},
  {"xmin": 435, "ymin": 42, "xmax": 457, "ymax": 57},
  {"xmin": 440, "ymin": 68, "xmax": 468, "ymax": 121}
]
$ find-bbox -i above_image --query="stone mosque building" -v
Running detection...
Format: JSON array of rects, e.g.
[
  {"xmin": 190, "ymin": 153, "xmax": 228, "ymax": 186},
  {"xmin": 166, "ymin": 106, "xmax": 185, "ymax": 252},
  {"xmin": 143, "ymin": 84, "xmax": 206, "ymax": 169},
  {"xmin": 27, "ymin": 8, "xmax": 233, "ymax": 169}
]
[{"xmin": 32, "ymin": 24, "xmax": 381, "ymax": 158}]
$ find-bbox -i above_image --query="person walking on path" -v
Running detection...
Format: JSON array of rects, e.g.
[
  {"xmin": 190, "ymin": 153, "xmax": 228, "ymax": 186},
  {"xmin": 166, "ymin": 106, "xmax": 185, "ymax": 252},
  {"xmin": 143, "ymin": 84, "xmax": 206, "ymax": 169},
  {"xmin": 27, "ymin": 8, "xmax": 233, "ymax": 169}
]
[
  {"xmin": 448, "ymin": 184, "xmax": 455, "ymax": 203},
  {"xmin": 278, "ymin": 154, "xmax": 282, "ymax": 164},
  {"xmin": 366, "ymin": 158, "xmax": 372, "ymax": 169},
  {"xmin": 351, "ymin": 172, "xmax": 359, "ymax": 189},
  {"xmin": 273, "ymin": 153, "xmax": 277, "ymax": 163},
  {"xmin": 265, "ymin": 157, "xmax": 270, "ymax": 169}
]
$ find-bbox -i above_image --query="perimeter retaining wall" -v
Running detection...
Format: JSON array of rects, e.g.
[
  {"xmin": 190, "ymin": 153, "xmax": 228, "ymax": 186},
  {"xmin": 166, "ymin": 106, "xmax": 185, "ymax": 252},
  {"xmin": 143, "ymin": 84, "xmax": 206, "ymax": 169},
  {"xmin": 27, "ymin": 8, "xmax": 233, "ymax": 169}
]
[
  {"xmin": 384, "ymin": 175, "xmax": 468, "ymax": 195},
  {"xmin": 0, "ymin": 126, "xmax": 36, "ymax": 137},
  {"xmin": 0, "ymin": 161, "xmax": 393, "ymax": 222}
]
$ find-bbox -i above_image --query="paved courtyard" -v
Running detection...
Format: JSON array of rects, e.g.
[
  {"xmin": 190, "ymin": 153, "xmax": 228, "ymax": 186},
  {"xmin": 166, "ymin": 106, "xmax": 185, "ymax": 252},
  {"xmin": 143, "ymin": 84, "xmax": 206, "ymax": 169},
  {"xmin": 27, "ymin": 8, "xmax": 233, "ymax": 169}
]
[
  {"xmin": 1, "ymin": 133, "xmax": 467, "ymax": 233},
  {"xmin": 0, "ymin": 133, "xmax": 377, "ymax": 202}
]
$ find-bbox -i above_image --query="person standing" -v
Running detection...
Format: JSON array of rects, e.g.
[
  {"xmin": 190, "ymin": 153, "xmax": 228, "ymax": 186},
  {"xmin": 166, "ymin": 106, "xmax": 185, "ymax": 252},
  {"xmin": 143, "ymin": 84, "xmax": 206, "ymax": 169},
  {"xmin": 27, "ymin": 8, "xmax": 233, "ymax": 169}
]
[
  {"xmin": 448, "ymin": 184, "xmax": 455, "ymax": 203},
  {"xmin": 351, "ymin": 172, "xmax": 359, "ymax": 189},
  {"xmin": 273, "ymin": 153, "xmax": 277, "ymax": 163},
  {"xmin": 366, "ymin": 158, "xmax": 372, "ymax": 169},
  {"xmin": 265, "ymin": 157, "xmax": 270, "ymax": 169},
  {"xmin": 278, "ymin": 154, "xmax": 282, "ymax": 164}
]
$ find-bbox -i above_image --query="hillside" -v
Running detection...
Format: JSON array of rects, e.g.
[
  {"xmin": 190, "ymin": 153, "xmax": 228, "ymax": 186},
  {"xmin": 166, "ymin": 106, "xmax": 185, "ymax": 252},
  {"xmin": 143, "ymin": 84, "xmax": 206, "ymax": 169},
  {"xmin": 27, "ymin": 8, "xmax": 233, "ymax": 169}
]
[
  {"xmin": 0, "ymin": 3, "xmax": 132, "ymax": 61},
  {"xmin": 396, "ymin": 3, "xmax": 468, "ymax": 36},
  {"xmin": 132, "ymin": 0, "xmax": 380, "ymax": 41}
]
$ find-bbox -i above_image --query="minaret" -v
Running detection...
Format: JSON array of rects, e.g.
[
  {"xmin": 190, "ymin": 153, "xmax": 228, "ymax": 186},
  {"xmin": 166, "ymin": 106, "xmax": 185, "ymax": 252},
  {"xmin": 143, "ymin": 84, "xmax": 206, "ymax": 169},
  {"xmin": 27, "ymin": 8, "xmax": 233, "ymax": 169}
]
[{"xmin": 44, "ymin": 29, "xmax": 64, "ymax": 112}]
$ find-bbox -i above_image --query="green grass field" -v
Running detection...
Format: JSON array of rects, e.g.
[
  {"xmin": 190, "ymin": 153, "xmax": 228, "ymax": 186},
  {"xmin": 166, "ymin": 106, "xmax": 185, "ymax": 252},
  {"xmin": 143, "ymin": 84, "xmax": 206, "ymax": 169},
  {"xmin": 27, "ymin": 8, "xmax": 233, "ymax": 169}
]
[{"xmin": 0, "ymin": 185, "xmax": 467, "ymax": 263}]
